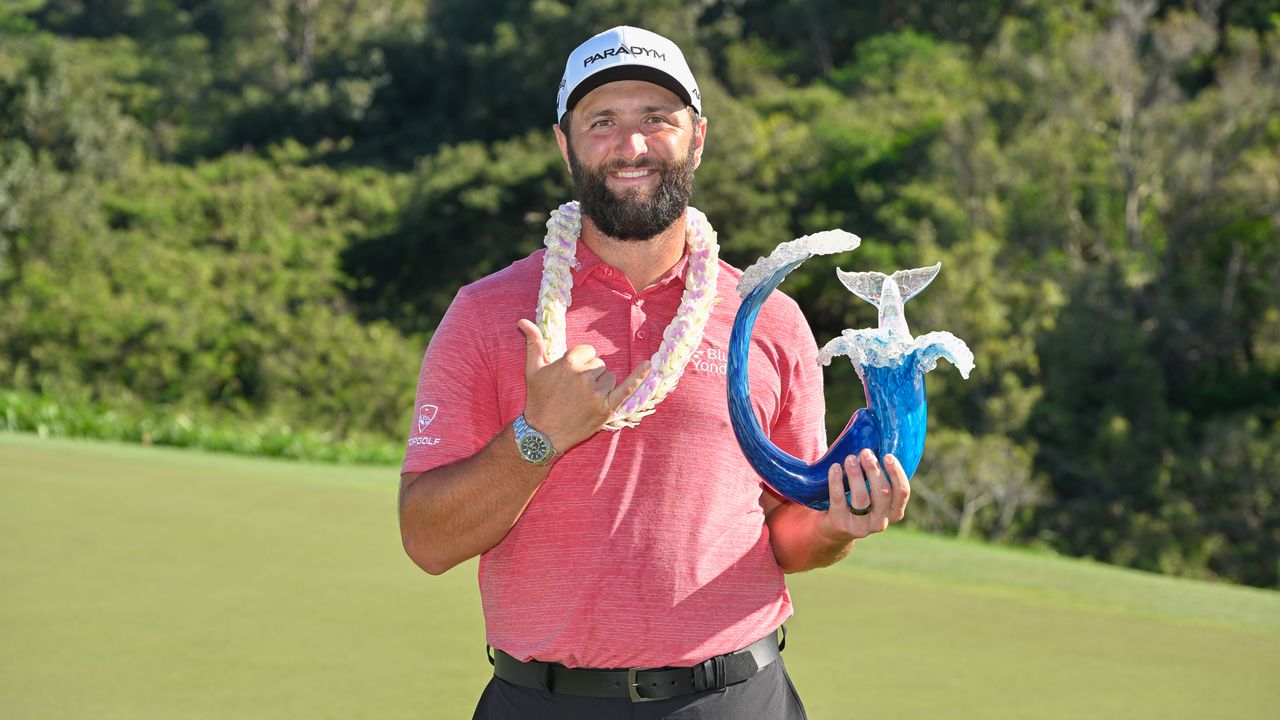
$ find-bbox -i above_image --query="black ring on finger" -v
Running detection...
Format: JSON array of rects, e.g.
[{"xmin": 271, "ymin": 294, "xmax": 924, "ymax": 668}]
[{"xmin": 848, "ymin": 503, "xmax": 872, "ymax": 516}]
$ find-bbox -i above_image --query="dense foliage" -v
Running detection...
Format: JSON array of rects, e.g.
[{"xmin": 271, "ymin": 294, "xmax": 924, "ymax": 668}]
[{"xmin": 2, "ymin": 0, "xmax": 1276, "ymax": 587}]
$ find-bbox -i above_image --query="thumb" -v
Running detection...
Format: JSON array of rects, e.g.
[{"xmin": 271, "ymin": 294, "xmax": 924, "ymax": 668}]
[{"xmin": 518, "ymin": 319, "xmax": 549, "ymax": 374}]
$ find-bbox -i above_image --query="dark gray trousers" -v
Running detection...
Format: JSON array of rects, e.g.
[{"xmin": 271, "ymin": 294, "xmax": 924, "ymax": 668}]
[{"xmin": 472, "ymin": 657, "xmax": 808, "ymax": 720}]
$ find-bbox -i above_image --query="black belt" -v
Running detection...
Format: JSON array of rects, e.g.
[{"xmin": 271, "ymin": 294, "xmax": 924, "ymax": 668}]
[{"xmin": 489, "ymin": 628, "xmax": 785, "ymax": 703}]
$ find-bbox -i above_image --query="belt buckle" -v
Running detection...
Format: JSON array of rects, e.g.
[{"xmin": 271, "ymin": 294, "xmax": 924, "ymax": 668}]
[{"xmin": 627, "ymin": 667, "xmax": 659, "ymax": 703}]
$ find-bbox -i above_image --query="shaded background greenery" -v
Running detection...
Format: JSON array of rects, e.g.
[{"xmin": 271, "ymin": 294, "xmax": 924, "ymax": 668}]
[{"xmin": 1, "ymin": 0, "xmax": 1277, "ymax": 587}]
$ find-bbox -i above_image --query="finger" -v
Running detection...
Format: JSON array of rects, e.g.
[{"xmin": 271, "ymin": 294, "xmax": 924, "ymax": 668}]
[
  {"xmin": 564, "ymin": 343, "xmax": 599, "ymax": 368},
  {"xmin": 592, "ymin": 369, "xmax": 617, "ymax": 392},
  {"xmin": 518, "ymin": 319, "xmax": 549, "ymax": 374},
  {"xmin": 826, "ymin": 462, "xmax": 847, "ymax": 516},
  {"xmin": 844, "ymin": 454, "xmax": 872, "ymax": 515},
  {"xmin": 824, "ymin": 462, "xmax": 862, "ymax": 539},
  {"xmin": 860, "ymin": 449, "xmax": 892, "ymax": 532},
  {"xmin": 576, "ymin": 354, "xmax": 607, "ymax": 376},
  {"xmin": 605, "ymin": 360, "xmax": 652, "ymax": 411},
  {"xmin": 885, "ymin": 454, "xmax": 911, "ymax": 522}
]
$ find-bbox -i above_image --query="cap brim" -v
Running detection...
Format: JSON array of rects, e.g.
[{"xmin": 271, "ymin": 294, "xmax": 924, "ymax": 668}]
[{"xmin": 562, "ymin": 65, "xmax": 694, "ymax": 122}]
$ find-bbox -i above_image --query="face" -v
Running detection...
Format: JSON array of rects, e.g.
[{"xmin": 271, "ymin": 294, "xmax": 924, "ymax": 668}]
[{"xmin": 555, "ymin": 80, "xmax": 707, "ymax": 241}]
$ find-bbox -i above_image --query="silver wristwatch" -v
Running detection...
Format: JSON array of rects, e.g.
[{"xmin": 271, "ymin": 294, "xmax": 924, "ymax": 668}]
[{"xmin": 513, "ymin": 413, "xmax": 558, "ymax": 466}]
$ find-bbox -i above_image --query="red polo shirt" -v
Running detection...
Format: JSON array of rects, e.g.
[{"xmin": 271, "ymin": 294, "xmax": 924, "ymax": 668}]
[{"xmin": 403, "ymin": 240, "xmax": 826, "ymax": 669}]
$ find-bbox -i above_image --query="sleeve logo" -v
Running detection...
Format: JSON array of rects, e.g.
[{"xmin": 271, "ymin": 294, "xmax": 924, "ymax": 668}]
[
  {"xmin": 415, "ymin": 404, "xmax": 439, "ymax": 434},
  {"xmin": 409, "ymin": 405, "xmax": 442, "ymax": 446}
]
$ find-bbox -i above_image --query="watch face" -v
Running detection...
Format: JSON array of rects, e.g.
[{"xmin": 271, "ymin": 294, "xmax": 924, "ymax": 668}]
[{"xmin": 520, "ymin": 433, "xmax": 550, "ymax": 462}]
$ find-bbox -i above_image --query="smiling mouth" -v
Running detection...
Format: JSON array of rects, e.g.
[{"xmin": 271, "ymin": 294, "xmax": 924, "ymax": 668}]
[{"xmin": 612, "ymin": 168, "xmax": 655, "ymax": 179}]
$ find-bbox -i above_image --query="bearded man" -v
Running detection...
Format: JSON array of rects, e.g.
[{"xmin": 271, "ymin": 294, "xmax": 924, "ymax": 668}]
[{"xmin": 398, "ymin": 25, "xmax": 910, "ymax": 720}]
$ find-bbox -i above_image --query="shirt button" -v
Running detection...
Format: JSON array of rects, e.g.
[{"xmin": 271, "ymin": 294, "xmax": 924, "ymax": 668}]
[
  {"xmin": 634, "ymin": 298, "xmax": 644, "ymax": 307},
  {"xmin": 636, "ymin": 330, "xmax": 647, "ymax": 339},
  {"xmin": 604, "ymin": 268, "xmax": 614, "ymax": 277}
]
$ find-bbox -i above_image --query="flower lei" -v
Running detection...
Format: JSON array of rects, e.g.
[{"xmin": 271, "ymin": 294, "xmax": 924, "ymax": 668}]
[{"xmin": 537, "ymin": 201, "xmax": 720, "ymax": 430}]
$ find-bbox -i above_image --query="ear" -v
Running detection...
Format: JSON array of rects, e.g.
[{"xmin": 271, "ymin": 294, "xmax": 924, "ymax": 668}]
[
  {"xmin": 691, "ymin": 113, "xmax": 708, "ymax": 171},
  {"xmin": 553, "ymin": 123, "xmax": 573, "ymax": 175}
]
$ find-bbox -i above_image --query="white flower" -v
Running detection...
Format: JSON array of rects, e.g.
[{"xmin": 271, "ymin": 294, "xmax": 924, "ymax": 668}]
[{"xmin": 536, "ymin": 202, "xmax": 720, "ymax": 430}]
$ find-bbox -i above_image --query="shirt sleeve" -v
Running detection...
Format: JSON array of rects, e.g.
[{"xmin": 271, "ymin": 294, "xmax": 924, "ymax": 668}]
[
  {"xmin": 401, "ymin": 286, "xmax": 502, "ymax": 475},
  {"xmin": 766, "ymin": 301, "xmax": 828, "ymax": 465}
]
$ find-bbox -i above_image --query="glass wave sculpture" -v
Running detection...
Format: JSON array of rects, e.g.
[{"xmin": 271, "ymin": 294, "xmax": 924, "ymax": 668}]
[{"xmin": 728, "ymin": 233, "xmax": 975, "ymax": 510}]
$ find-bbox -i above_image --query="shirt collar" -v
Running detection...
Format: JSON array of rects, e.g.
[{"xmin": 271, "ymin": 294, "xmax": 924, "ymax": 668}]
[
  {"xmin": 572, "ymin": 240, "xmax": 692, "ymax": 291},
  {"xmin": 571, "ymin": 240, "xmax": 606, "ymax": 278}
]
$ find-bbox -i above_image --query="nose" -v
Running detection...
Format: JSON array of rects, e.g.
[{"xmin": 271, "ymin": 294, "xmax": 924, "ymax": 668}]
[{"xmin": 616, "ymin": 128, "xmax": 648, "ymax": 161}]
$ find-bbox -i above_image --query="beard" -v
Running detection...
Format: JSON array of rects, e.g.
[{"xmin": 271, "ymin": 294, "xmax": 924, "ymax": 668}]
[{"xmin": 567, "ymin": 139, "xmax": 697, "ymax": 241}]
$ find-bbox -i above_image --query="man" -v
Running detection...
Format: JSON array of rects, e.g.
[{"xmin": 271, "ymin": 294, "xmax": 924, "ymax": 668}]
[{"xmin": 398, "ymin": 25, "xmax": 910, "ymax": 719}]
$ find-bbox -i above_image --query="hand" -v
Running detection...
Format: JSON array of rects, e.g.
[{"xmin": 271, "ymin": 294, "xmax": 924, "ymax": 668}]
[
  {"xmin": 518, "ymin": 319, "xmax": 651, "ymax": 452},
  {"xmin": 817, "ymin": 449, "xmax": 910, "ymax": 542}
]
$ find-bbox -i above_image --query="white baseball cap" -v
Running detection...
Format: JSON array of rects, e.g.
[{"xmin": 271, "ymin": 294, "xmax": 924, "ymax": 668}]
[{"xmin": 556, "ymin": 26, "xmax": 701, "ymax": 123}]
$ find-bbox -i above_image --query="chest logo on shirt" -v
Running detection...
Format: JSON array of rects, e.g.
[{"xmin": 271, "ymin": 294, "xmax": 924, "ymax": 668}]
[{"xmin": 689, "ymin": 346, "xmax": 728, "ymax": 376}]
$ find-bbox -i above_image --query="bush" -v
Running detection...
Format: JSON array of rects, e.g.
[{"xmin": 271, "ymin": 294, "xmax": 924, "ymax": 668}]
[{"xmin": 0, "ymin": 390, "xmax": 402, "ymax": 465}]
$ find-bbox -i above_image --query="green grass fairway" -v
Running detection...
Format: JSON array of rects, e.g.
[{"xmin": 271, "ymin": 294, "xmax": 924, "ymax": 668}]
[{"xmin": 3, "ymin": 433, "xmax": 1278, "ymax": 719}]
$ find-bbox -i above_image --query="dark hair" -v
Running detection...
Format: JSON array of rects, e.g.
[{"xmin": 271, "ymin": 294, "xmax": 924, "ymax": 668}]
[{"xmin": 559, "ymin": 106, "xmax": 701, "ymax": 135}]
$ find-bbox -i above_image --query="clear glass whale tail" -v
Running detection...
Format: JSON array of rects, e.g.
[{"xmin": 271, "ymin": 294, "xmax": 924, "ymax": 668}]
[{"xmin": 835, "ymin": 263, "xmax": 941, "ymax": 307}]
